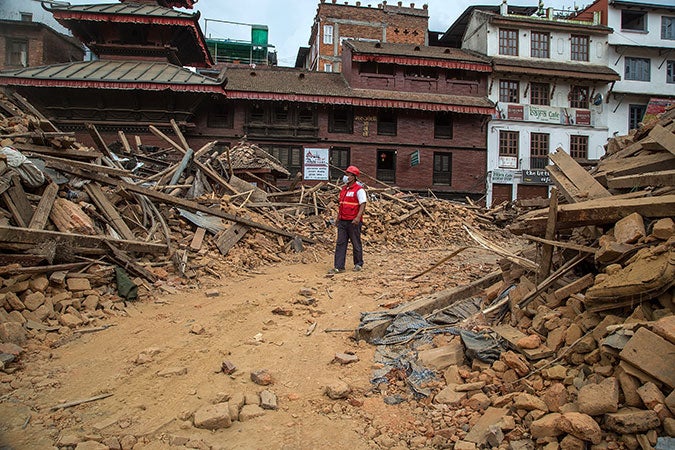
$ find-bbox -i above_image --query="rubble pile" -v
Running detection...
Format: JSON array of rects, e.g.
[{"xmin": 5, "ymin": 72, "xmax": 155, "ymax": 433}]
[
  {"xmin": 0, "ymin": 89, "xmax": 506, "ymax": 350},
  {"xmin": 346, "ymin": 108, "xmax": 675, "ymax": 448}
]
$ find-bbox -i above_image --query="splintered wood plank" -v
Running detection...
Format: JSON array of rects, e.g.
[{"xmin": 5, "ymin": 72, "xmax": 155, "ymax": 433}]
[
  {"xmin": 118, "ymin": 130, "xmax": 132, "ymax": 154},
  {"xmin": 0, "ymin": 225, "xmax": 167, "ymax": 254},
  {"xmin": 546, "ymin": 165, "xmax": 580, "ymax": 204},
  {"xmin": 595, "ymin": 152, "xmax": 675, "ymax": 184},
  {"xmin": 492, "ymin": 324, "xmax": 554, "ymax": 360},
  {"xmin": 510, "ymin": 194, "xmax": 675, "ymax": 235},
  {"xmin": 549, "ymin": 147, "xmax": 610, "ymax": 201},
  {"xmin": 28, "ymin": 182, "xmax": 58, "ymax": 230},
  {"xmin": 190, "ymin": 227, "xmax": 206, "ymax": 251},
  {"xmin": 649, "ymin": 124, "xmax": 675, "ymax": 156},
  {"xmin": 2, "ymin": 175, "xmax": 32, "ymax": 227},
  {"xmin": 607, "ymin": 169, "xmax": 675, "ymax": 189},
  {"xmin": 619, "ymin": 327, "xmax": 675, "ymax": 389},
  {"xmin": 84, "ymin": 184, "xmax": 135, "ymax": 241},
  {"xmin": 553, "ymin": 273, "xmax": 595, "ymax": 302},
  {"xmin": 215, "ymin": 223, "xmax": 249, "ymax": 256}
]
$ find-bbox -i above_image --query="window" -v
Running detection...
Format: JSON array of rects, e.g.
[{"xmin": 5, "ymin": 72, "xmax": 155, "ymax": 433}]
[
  {"xmin": 625, "ymin": 57, "xmax": 650, "ymax": 81},
  {"xmin": 530, "ymin": 83, "xmax": 550, "ymax": 106},
  {"xmin": 629, "ymin": 104, "xmax": 647, "ymax": 130},
  {"xmin": 264, "ymin": 146, "xmax": 302, "ymax": 178},
  {"xmin": 323, "ymin": 25, "xmax": 334, "ymax": 44},
  {"xmin": 530, "ymin": 133, "xmax": 549, "ymax": 169},
  {"xmin": 433, "ymin": 153, "xmax": 452, "ymax": 185},
  {"xmin": 324, "ymin": 63, "xmax": 333, "ymax": 72},
  {"xmin": 377, "ymin": 110, "xmax": 397, "ymax": 136},
  {"xmin": 405, "ymin": 66, "xmax": 438, "ymax": 79},
  {"xmin": 6, "ymin": 39, "xmax": 28, "ymax": 67},
  {"xmin": 376, "ymin": 150, "xmax": 396, "ymax": 183},
  {"xmin": 360, "ymin": 61, "xmax": 395, "ymax": 75},
  {"xmin": 570, "ymin": 86, "xmax": 589, "ymax": 109},
  {"xmin": 297, "ymin": 107, "xmax": 315, "ymax": 128},
  {"xmin": 668, "ymin": 60, "xmax": 675, "ymax": 83},
  {"xmin": 271, "ymin": 104, "xmax": 290, "ymax": 124},
  {"xmin": 330, "ymin": 147, "xmax": 350, "ymax": 180},
  {"xmin": 569, "ymin": 135, "xmax": 588, "ymax": 159},
  {"xmin": 248, "ymin": 104, "xmax": 265, "ymax": 123},
  {"xmin": 571, "ymin": 35, "xmax": 589, "ymax": 61},
  {"xmin": 531, "ymin": 31, "xmax": 550, "ymax": 58},
  {"xmin": 207, "ymin": 103, "xmax": 234, "ymax": 128},
  {"xmin": 499, "ymin": 131, "xmax": 519, "ymax": 157},
  {"xmin": 499, "ymin": 80, "xmax": 519, "ymax": 103},
  {"xmin": 434, "ymin": 113, "xmax": 453, "ymax": 139},
  {"xmin": 621, "ymin": 10, "xmax": 647, "ymax": 31},
  {"xmin": 20, "ymin": 12, "xmax": 32, "ymax": 22},
  {"xmin": 329, "ymin": 107, "xmax": 353, "ymax": 134},
  {"xmin": 499, "ymin": 29, "xmax": 518, "ymax": 56},
  {"xmin": 663, "ymin": 16, "xmax": 675, "ymax": 40}
]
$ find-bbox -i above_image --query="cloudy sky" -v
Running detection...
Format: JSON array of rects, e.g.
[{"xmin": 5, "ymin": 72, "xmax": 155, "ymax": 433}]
[{"xmin": 62, "ymin": 0, "xmax": 579, "ymax": 67}]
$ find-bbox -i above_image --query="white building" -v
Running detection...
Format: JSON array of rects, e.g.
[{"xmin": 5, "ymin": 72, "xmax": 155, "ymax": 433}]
[
  {"xmin": 442, "ymin": 3, "xmax": 620, "ymax": 206},
  {"xmin": 578, "ymin": 0, "xmax": 675, "ymax": 137}
]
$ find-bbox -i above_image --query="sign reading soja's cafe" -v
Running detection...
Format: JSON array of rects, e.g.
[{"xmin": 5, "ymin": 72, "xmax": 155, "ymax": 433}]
[{"xmin": 505, "ymin": 104, "xmax": 592, "ymax": 126}]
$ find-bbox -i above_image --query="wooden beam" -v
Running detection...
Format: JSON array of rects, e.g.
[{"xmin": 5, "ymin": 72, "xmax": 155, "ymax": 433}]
[
  {"xmin": 549, "ymin": 147, "xmax": 610, "ymax": 201},
  {"xmin": 85, "ymin": 123, "xmax": 115, "ymax": 160},
  {"xmin": 510, "ymin": 194, "xmax": 675, "ymax": 235},
  {"xmin": 648, "ymin": 124, "xmax": 675, "ymax": 156},
  {"xmin": 34, "ymin": 154, "xmax": 133, "ymax": 177},
  {"xmin": 215, "ymin": 223, "xmax": 248, "ymax": 256},
  {"xmin": 606, "ymin": 169, "xmax": 675, "ymax": 189},
  {"xmin": 84, "ymin": 184, "xmax": 136, "ymax": 241},
  {"xmin": 46, "ymin": 163, "xmax": 315, "ymax": 243},
  {"xmin": 522, "ymin": 234, "xmax": 597, "ymax": 254},
  {"xmin": 546, "ymin": 165, "xmax": 580, "ymax": 204},
  {"xmin": 28, "ymin": 182, "xmax": 58, "ymax": 230},
  {"xmin": 594, "ymin": 152, "xmax": 675, "ymax": 184},
  {"xmin": 118, "ymin": 130, "xmax": 133, "ymax": 154},
  {"xmin": 2, "ymin": 175, "xmax": 33, "ymax": 226},
  {"xmin": 12, "ymin": 143, "xmax": 102, "ymax": 160},
  {"xmin": 538, "ymin": 187, "xmax": 558, "ymax": 283},
  {"xmin": 0, "ymin": 225, "xmax": 167, "ymax": 254}
]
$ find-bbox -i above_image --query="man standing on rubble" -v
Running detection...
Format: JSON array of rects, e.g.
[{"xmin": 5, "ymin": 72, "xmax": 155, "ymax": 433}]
[{"xmin": 329, "ymin": 165, "xmax": 367, "ymax": 274}]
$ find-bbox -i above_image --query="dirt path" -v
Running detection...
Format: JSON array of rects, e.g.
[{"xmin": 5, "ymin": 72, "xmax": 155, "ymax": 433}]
[{"xmin": 0, "ymin": 245, "xmax": 501, "ymax": 450}]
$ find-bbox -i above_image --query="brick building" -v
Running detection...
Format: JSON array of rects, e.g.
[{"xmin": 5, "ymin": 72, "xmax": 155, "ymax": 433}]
[
  {"xmin": 0, "ymin": 19, "xmax": 83, "ymax": 71},
  {"xmin": 299, "ymin": 0, "xmax": 429, "ymax": 72},
  {"xmin": 0, "ymin": 0, "xmax": 494, "ymax": 197}
]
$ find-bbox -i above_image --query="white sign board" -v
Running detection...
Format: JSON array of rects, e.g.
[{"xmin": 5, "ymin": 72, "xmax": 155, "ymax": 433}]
[
  {"xmin": 498, "ymin": 156, "xmax": 518, "ymax": 169},
  {"xmin": 492, "ymin": 169, "xmax": 515, "ymax": 184},
  {"xmin": 303, "ymin": 148, "xmax": 329, "ymax": 181}
]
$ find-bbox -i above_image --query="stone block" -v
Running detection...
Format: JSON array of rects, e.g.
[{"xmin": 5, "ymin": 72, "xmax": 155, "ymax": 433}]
[
  {"xmin": 603, "ymin": 408, "xmax": 661, "ymax": 434},
  {"xmin": 652, "ymin": 218, "xmax": 675, "ymax": 240},
  {"xmin": 614, "ymin": 212, "xmax": 645, "ymax": 244},
  {"xmin": 530, "ymin": 413, "xmax": 563, "ymax": 438},
  {"xmin": 577, "ymin": 377, "xmax": 619, "ymax": 416},
  {"xmin": 636, "ymin": 382, "xmax": 666, "ymax": 409},
  {"xmin": 417, "ymin": 340, "xmax": 465, "ymax": 370},
  {"xmin": 66, "ymin": 278, "xmax": 91, "ymax": 292},
  {"xmin": 193, "ymin": 403, "xmax": 232, "ymax": 430},
  {"xmin": 555, "ymin": 412, "xmax": 602, "ymax": 444}
]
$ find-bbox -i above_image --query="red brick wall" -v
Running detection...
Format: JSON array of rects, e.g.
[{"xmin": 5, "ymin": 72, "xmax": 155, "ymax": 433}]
[
  {"xmin": 314, "ymin": 1, "xmax": 428, "ymax": 72},
  {"xmin": 0, "ymin": 23, "xmax": 83, "ymax": 70}
]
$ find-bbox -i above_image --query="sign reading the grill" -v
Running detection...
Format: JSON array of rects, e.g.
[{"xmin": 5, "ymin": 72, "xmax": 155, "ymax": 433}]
[{"xmin": 522, "ymin": 169, "xmax": 551, "ymax": 185}]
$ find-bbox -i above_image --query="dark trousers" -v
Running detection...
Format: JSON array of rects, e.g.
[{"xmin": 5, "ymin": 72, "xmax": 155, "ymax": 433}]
[{"xmin": 334, "ymin": 220, "xmax": 363, "ymax": 270}]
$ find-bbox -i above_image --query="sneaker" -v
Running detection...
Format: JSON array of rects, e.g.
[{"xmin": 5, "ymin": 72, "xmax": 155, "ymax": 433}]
[
  {"xmin": 353, "ymin": 265, "xmax": 362, "ymax": 272},
  {"xmin": 327, "ymin": 268, "xmax": 345, "ymax": 274}
]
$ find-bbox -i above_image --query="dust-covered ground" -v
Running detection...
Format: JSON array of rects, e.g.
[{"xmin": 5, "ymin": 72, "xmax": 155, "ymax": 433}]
[{"xmin": 0, "ymin": 240, "xmax": 507, "ymax": 450}]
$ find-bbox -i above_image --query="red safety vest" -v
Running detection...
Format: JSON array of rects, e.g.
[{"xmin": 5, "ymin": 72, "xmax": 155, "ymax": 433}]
[{"xmin": 338, "ymin": 183, "xmax": 364, "ymax": 221}]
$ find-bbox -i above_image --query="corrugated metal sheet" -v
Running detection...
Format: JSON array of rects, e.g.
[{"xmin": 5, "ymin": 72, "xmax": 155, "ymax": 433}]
[
  {"xmin": 0, "ymin": 61, "xmax": 224, "ymax": 92},
  {"xmin": 45, "ymin": 3, "xmax": 195, "ymax": 19}
]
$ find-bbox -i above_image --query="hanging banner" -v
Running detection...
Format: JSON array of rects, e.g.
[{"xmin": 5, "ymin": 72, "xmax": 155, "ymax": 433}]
[{"xmin": 303, "ymin": 148, "xmax": 329, "ymax": 180}]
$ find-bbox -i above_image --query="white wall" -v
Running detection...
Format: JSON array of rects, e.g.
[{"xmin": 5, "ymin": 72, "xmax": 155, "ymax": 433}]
[
  {"xmin": 607, "ymin": 7, "xmax": 675, "ymax": 48},
  {"xmin": 0, "ymin": 0, "xmax": 69, "ymax": 35},
  {"xmin": 462, "ymin": 12, "xmax": 489, "ymax": 55},
  {"xmin": 485, "ymin": 22, "xmax": 609, "ymax": 63}
]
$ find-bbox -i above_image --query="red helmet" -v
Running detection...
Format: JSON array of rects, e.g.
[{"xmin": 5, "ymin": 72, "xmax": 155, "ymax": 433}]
[{"xmin": 345, "ymin": 165, "xmax": 360, "ymax": 177}]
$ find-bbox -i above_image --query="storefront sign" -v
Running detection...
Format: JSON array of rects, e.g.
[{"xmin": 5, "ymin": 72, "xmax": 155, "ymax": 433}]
[
  {"xmin": 528, "ymin": 105, "xmax": 561, "ymax": 124},
  {"xmin": 521, "ymin": 169, "xmax": 551, "ymax": 185},
  {"xmin": 492, "ymin": 169, "xmax": 515, "ymax": 183},
  {"xmin": 303, "ymin": 148, "xmax": 329, "ymax": 180},
  {"xmin": 507, "ymin": 104, "xmax": 524, "ymax": 121},
  {"xmin": 576, "ymin": 109, "xmax": 591, "ymax": 126},
  {"xmin": 498, "ymin": 156, "xmax": 518, "ymax": 169},
  {"xmin": 410, "ymin": 150, "xmax": 420, "ymax": 167}
]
